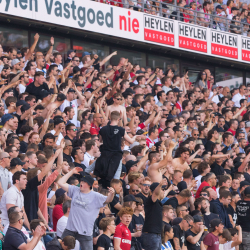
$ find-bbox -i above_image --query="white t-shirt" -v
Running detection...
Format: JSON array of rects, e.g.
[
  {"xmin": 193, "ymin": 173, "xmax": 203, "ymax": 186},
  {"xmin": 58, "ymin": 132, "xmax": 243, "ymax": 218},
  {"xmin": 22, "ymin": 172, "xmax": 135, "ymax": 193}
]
[
  {"xmin": 50, "ymin": 130, "xmax": 64, "ymax": 146},
  {"xmin": 57, "ymin": 215, "xmax": 80, "ymax": 250},
  {"xmin": 19, "ymin": 84, "xmax": 26, "ymax": 94},
  {"xmin": 32, "ymin": 238, "xmax": 46, "ymax": 250},
  {"xmin": 221, "ymin": 241, "xmax": 235, "ymax": 250},
  {"xmin": 48, "ymin": 190, "xmax": 55, "ymax": 226},
  {"xmin": 195, "ymin": 175, "xmax": 202, "ymax": 190},
  {"xmin": 60, "ymin": 99, "xmax": 79, "ymax": 127},
  {"xmin": 232, "ymin": 93, "xmax": 245, "ymax": 108}
]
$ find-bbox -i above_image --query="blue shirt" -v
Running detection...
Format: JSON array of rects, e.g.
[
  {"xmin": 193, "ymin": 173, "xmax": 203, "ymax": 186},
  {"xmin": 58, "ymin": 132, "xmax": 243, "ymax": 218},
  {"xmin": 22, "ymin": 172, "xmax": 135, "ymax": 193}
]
[{"xmin": 161, "ymin": 241, "xmax": 174, "ymax": 250}]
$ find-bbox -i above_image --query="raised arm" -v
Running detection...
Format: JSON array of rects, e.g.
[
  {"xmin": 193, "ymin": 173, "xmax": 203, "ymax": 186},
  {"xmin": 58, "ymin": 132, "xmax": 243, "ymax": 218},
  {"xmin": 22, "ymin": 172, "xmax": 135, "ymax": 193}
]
[
  {"xmin": 58, "ymin": 167, "xmax": 83, "ymax": 192},
  {"xmin": 44, "ymin": 37, "xmax": 54, "ymax": 62},
  {"xmin": 24, "ymin": 33, "xmax": 40, "ymax": 62},
  {"xmin": 99, "ymin": 51, "xmax": 117, "ymax": 67}
]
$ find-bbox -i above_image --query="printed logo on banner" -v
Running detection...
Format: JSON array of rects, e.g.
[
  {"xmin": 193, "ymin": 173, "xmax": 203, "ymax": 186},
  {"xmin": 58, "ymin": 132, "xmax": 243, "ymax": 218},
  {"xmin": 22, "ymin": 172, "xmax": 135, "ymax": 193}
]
[
  {"xmin": 242, "ymin": 37, "xmax": 250, "ymax": 61},
  {"xmin": 211, "ymin": 31, "xmax": 238, "ymax": 59},
  {"xmin": 144, "ymin": 15, "xmax": 174, "ymax": 46},
  {"xmin": 178, "ymin": 23, "xmax": 207, "ymax": 53}
]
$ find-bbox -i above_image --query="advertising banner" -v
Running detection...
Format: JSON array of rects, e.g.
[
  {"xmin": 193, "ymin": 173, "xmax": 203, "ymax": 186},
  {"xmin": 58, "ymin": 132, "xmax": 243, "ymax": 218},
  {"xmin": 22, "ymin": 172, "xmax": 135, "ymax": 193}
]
[{"xmin": 0, "ymin": 0, "xmax": 248, "ymax": 64}]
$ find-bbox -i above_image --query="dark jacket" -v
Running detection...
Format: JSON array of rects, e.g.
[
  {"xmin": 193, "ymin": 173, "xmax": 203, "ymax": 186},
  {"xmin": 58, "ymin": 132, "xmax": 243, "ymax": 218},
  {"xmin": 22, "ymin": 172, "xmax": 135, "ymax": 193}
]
[
  {"xmin": 211, "ymin": 198, "xmax": 233, "ymax": 228},
  {"xmin": 46, "ymin": 237, "xmax": 63, "ymax": 250}
]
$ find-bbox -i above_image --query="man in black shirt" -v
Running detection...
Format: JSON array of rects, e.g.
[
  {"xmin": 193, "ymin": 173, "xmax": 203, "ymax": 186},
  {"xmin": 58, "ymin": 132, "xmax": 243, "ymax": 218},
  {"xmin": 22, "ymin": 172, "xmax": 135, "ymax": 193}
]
[
  {"xmin": 142, "ymin": 180, "xmax": 167, "ymax": 250},
  {"xmin": 26, "ymin": 71, "xmax": 50, "ymax": 100},
  {"xmin": 97, "ymin": 217, "xmax": 116, "ymax": 250},
  {"xmin": 205, "ymin": 129, "xmax": 219, "ymax": 151},
  {"xmin": 110, "ymin": 179, "xmax": 123, "ymax": 216},
  {"xmin": 236, "ymin": 186, "xmax": 250, "ymax": 249},
  {"xmin": 135, "ymin": 178, "xmax": 151, "ymax": 204},
  {"xmin": 172, "ymin": 215, "xmax": 194, "ymax": 250},
  {"xmin": 185, "ymin": 215, "xmax": 205, "ymax": 250},
  {"xmin": 210, "ymin": 152, "xmax": 228, "ymax": 176},
  {"xmin": 227, "ymin": 191, "xmax": 240, "ymax": 227},
  {"xmin": 4, "ymin": 210, "xmax": 44, "ymax": 250},
  {"xmin": 71, "ymin": 147, "xmax": 86, "ymax": 181},
  {"xmin": 162, "ymin": 205, "xmax": 175, "ymax": 226},
  {"xmin": 164, "ymin": 189, "xmax": 192, "ymax": 210},
  {"xmin": 63, "ymin": 140, "xmax": 73, "ymax": 163}
]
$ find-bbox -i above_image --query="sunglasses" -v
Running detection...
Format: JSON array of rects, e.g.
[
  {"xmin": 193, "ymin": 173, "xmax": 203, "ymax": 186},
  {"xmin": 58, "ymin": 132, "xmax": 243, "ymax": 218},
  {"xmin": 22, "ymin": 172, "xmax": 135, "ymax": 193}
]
[
  {"xmin": 132, "ymin": 189, "xmax": 139, "ymax": 192},
  {"xmin": 193, "ymin": 134, "xmax": 199, "ymax": 136},
  {"xmin": 116, "ymin": 98, "xmax": 122, "ymax": 101},
  {"xmin": 142, "ymin": 184, "xmax": 150, "ymax": 187},
  {"xmin": 186, "ymin": 220, "xmax": 192, "ymax": 228},
  {"xmin": 70, "ymin": 129, "xmax": 77, "ymax": 132}
]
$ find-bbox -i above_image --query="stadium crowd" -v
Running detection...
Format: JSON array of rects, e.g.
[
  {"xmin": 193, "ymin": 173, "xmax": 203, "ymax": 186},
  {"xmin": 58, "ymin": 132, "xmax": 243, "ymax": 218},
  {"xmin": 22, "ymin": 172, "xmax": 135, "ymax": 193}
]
[
  {"xmin": 94, "ymin": 0, "xmax": 250, "ymax": 35},
  {"xmin": 0, "ymin": 32, "xmax": 249, "ymax": 250}
]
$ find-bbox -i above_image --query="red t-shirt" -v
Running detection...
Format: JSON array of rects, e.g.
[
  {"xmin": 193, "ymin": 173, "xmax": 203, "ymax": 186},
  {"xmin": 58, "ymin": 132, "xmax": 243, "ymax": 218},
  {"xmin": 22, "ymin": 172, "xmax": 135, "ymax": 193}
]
[
  {"xmin": 227, "ymin": 128, "xmax": 236, "ymax": 136},
  {"xmin": 114, "ymin": 223, "xmax": 131, "ymax": 250},
  {"xmin": 195, "ymin": 181, "xmax": 216, "ymax": 198},
  {"xmin": 52, "ymin": 204, "xmax": 64, "ymax": 231},
  {"xmin": 146, "ymin": 137, "xmax": 154, "ymax": 148},
  {"xmin": 89, "ymin": 123, "xmax": 100, "ymax": 135},
  {"xmin": 203, "ymin": 233, "xmax": 219, "ymax": 250},
  {"xmin": 175, "ymin": 102, "xmax": 182, "ymax": 112}
]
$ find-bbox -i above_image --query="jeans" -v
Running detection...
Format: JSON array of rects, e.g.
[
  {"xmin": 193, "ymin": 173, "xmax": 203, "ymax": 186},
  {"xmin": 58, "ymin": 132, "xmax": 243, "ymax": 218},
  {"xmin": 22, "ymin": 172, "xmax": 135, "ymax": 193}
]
[
  {"xmin": 142, "ymin": 233, "xmax": 161, "ymax": 250},
  {"xmin": 62, "ymin": 229, "xmax": 93, "ymax": 250},
  {"xmin": 240, "ymin": 231, "xmax": 250, "ymax": 250},
  {"xmin": 43, "ymin": 234, "xmax": 53, "ymax": 246}
]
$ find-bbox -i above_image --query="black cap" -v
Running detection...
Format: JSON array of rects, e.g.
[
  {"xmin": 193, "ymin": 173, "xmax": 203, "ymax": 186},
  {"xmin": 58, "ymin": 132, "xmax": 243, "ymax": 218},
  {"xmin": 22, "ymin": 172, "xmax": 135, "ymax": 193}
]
[
  {"xmin": 244, "ymin": 186, "xmax": 250, "ymax": 195},
  {"xmin": 173, "ymin": 88, "xmax": 182, "ymax": 93},
  {"xmin": 216, "ymin": 5, "xmax": 223, "ymax": 9},
  {"xmin": 75, "ymin": 82, "xmax": 83, "ymax": 87},
  {"xmin": 16, "ymin": 100, "xmax": 27, "ymax": 107},
  {"xmin": 193, "ymin": 215, "xmax": 203, "ymax": 223},
  {"xmin": 150, "ymin": 182, "xmax": 160, "ymax": 192},
  {"xmin": 124, "ymin": 194, "xmax": 138, "ymax": 203},
  {"xmin": 210, "ymin": 218, "xmax": 223, "ymax": 229},
  {"xmin": 21, "ymin": 103, "xmax": 30, "ymax": 113},
  {"xmin": 68, "ymin": 88, "xmax": 75, "ymax": 93},
  {"xmin": 80, "ymin": 174, "xmax": 94, "ymax": 187},
  {"xmin": 10, "ymin": 158, "xmax": 25, "ymax": 167},
  {"xmin": 57, "ymin": 93, "xmax": 66, "ymax": 102},
  {"xmin": 124, "ymin": 88, "xmax": 135, "ymax": 95},
  {"xmin": 125, "ymin": 160, "xmax": 138, "ymax": 173},
  {"xmin": 54, "ymin": 116, "xmax": 65, "ymax": 126},
  {"xmin": 231, "ymin": 7, "xmax": 239, "ymax": 11},
  {"xmin": 40, "ymin": 89, "xmax": 51, "ymax": 99},
  {"xmin": 136, "ymin": 129, "xmax": 146, "ymax": 135},
  {"xmin": 168, "ymin": 190, "xmax": 177, "ymax": 196},
  {"xmin": 55, "ymin": 188, "xmax": 66, "ymax": 198},
  {"xmin": 240, "ymin": 181, "xmax": 250, "ymax": 189},
  {"xmin": 135, "ymin": 70, "xmax": 145, "ymax": 74}
]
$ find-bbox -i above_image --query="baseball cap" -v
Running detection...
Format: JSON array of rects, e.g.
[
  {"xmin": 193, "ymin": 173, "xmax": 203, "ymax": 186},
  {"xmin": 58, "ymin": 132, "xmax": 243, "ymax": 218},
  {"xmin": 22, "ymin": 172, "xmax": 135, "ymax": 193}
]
[
  {"xmin": 216, "ymin": 5, "xmax": 223, "ymax": 9},
  {"xmin": 231, "ymin": 7, "xmax": 239, "ymax": 11},
  {"xmin": 81, "ymin": 174, "xmax": 94, "ymax": 187},
  {"xmin": 68, "ymin": 88, "xmax": 75, "ymax": 93},
  {"xmin": 16, "ymin": 100, "xmax": 27, "ymax": 107},
  {"xmin": 82, "ymin": 52, "xmax": 91, "ymax": 57},
  {"xmin": 173, "ymin": 88, "xmax": 182, "ymax": 93},
  {"xmin": 210, "ymin": 218, "xmax": 223, "ymax": 229},
  {"xmin": 125, "ymin": 160, "xmax": 139, "ymax": 173},
  {"xmin": 136, "ymin": 129, "xmax": 148, "ymax": 135},
  {"xmin": 124, "ymin": 88, "xmax": 135, "ymax": 95},
  {"xmin": 10, "ymin": 158, "xmax": 25, "ymax": 168},
  {"xmin": 193, "ymin": 215, "xmax": 203, "ymax": 223},
  {"xmin": 135, "ymin": 70, "xmax": 145, "ymax": 74},
  {"xmin": 21, "ymin": 103, "xmax": 31, "ymax": 113},
  {"xmin": 212, "ymin": 85, "xmax": 219, "ymax": 90},
  {"xmin": 54, "ymin": 116, "xmax": 65, "ymax": 126},
  {"xmin": 244, "ymin": 186, "xmax": 250, "ymax": 195},
  {"xmin": 1, "ymin": 114, "xmax": 14, "ymax": 125},
  {"xmin": 55, "ymin": 188, "xmax": 66, "ymax": 199},
  {"xmin": 67, "ymin": 49, "xmax": 76, "ymax": 57},
  {"xmin": 240, "ymin": 181, "xmax": 250, "ymax": 189},
  {"xmin": 150, "ymin": 182, "xmax": 160, "ymax": 192},
  {"xmin": 11, "ymin": 59, "xmax": 20, "ymax": 67},
  {"xmin": 57, "ymin": 93, "xmax": 66, "ymax": 102},
  {"xmin": 40, "ymin": 90, "xmax": 51, "ymax": 99},
  {"xmin": 124, "ymin": 194, "xmax": 138, "ymax": 203}
]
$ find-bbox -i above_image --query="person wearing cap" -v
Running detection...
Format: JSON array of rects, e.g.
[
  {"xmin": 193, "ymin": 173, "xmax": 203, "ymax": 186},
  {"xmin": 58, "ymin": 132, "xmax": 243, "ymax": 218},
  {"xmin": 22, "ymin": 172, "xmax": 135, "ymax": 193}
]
[
  {"xmin": 141, "ymin": 180, "xmax": 168, "ymax": 250},
  {"xmin": 185, "ymin": 215, "xmax": 205, "ymax": 250},
  {"xmin": 203, "ymin": 218, "xmax": 224, "ymax": 249},
  {"xmin": 65, "ymin": 50, "xmax": 76, "ymax": 64},
  {"xmin": 58, "ymin": 167, "xmax": 114, "ymax": 250},
  {"xmin": 11, "ymin": 59, "xmax": 21, "ymax": 74}
]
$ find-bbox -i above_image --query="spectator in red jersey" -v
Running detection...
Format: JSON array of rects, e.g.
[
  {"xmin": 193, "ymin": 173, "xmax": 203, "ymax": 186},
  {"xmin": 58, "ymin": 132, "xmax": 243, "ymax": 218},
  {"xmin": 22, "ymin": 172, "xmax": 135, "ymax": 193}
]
[
  {"xmin": 227, "ymin": 119, "xmax": 238, "ymax": 136},
  {"xmin": 90, "ymin": 113, "xmax": 103, "ymax": 135},
  {"xmin": 146, "ymin": 127, "xmax": 159, "ymax": 148},
  {"xmin": 114, "ymin": 207, "xmax": 134, "ymax": 250}
]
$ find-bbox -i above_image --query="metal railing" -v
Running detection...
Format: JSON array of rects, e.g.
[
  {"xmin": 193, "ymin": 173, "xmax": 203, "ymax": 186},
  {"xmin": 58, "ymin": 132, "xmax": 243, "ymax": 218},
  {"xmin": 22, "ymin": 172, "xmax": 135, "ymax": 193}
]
[{"xmin": 94, "ymin": 0, "xmax": 250, "ymax": 35}]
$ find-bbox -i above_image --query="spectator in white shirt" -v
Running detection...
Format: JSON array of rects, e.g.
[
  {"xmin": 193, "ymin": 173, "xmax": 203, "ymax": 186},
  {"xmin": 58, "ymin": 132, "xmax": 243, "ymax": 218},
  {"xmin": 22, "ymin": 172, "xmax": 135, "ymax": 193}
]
[
  {"xmin": 232, "ymin": 85, "xmax": 247, "ymax": 107},
  {"xmin": 82, "ymin": 140, "xmax": 99, "ymax": 168},
  {"xmin": 57, "ymin": 200, "xmax": 80, "ymax": 250},
  {"xmin": 30, "ymin": 219, "xmax": 47, "ymax": 250},
  {"xmin": 195, "ymin": 162, "xmax": 211, "ymax": 190}
]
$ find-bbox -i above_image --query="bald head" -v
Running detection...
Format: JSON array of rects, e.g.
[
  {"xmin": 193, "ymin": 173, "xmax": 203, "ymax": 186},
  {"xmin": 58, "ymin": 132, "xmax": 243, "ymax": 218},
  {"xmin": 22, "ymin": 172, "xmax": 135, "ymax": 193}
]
[
  {"xmin": 0, "ymin": 152, "xmax": 9, "ymax": 160},
  {"xmin": 64, "ymin": 140, "xmax": 72, "ymax": 147},
  {"xmin": 125, "ymin": 155, "xmax": 137, "ymax": 162}
]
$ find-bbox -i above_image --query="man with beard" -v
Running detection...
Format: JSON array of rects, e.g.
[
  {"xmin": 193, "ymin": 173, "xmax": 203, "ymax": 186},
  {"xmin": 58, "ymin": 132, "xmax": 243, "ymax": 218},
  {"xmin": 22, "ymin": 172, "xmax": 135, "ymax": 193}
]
[
  {"xmin": 135, "ymin": 177, "xmax": 151, "ymax": 204},
  {"xmin": 202, "ymin": 199, "xmax": 219, "ymax": 229},
  {"xmin": 211, "ymin": 190, "xmax": 233, "ymax": 228}
]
